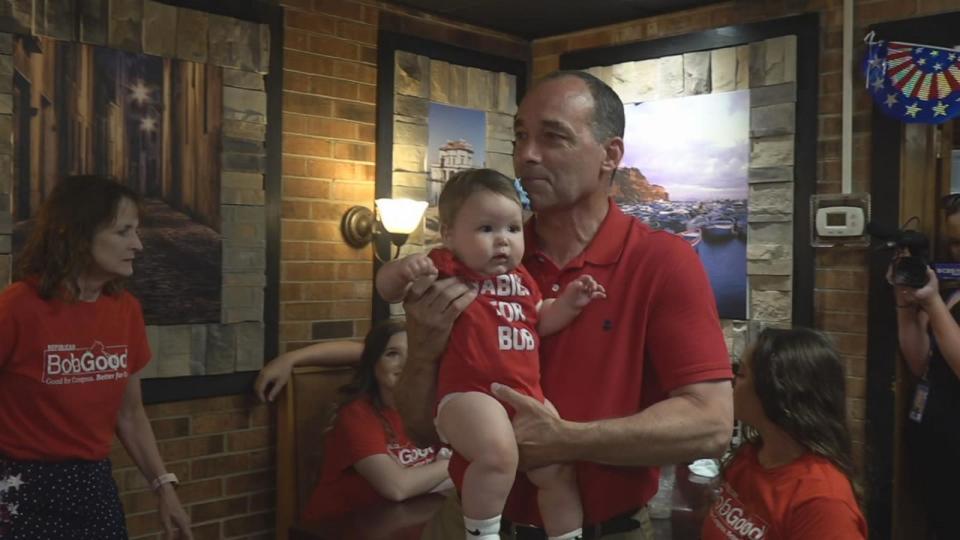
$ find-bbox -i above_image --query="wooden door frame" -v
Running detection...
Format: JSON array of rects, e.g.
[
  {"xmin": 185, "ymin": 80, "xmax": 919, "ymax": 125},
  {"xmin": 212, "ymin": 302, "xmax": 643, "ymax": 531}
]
[{"xmin": 867, "ymin": 11, "xmax": 960, "ymax": 540}]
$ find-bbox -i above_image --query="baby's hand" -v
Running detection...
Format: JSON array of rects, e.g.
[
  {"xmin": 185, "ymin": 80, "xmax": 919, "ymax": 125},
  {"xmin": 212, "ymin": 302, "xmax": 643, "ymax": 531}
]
[
  {"xmin": 563, "ymin": 275, "xmax": 606, "ymax": 309},
  {"xmin": 398, "ymin": 253, "xmax": 438, "ymax": 284}
]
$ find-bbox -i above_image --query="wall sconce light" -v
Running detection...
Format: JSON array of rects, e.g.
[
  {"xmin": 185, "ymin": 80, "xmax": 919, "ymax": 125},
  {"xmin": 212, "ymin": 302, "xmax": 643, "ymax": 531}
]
[{"xmin": 341, "ymin": 198, "xmax": 428, "ymax": 259}]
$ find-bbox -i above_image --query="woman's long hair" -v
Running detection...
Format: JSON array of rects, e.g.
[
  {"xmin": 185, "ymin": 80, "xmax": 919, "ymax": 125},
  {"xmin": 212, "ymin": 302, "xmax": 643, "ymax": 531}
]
[
  {"xmin": 14, "ymin": 175, "xmax": 143, "ymax": 300},
  {"xmin": 741, "ymin": 327, "xmax": 861, "ymax": 501},
  {"xmin": 325, "ymin": 319, "xmax": 406, "ymax": 443}
]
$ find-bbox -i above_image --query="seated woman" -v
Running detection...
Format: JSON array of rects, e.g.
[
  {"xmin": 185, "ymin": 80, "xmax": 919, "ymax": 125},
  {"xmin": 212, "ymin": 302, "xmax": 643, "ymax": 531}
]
[
  {"xmin": 701, "ymin": 327, "xmax": 867, "ymax": 540},
  {"xmin": 255, "ymin": 319, "xmax": 452, "ymax": 520}
]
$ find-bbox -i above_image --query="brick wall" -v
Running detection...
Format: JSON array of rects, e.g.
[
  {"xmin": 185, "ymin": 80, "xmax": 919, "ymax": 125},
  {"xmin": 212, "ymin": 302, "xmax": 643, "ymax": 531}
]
[
  {"xmin": 112, "ymin": 396, "xmax": 273, "ymax": 540},
  {"xmin": 529, "ymin": 0, "xmax": 960, "ymax": 463},
  {"xmin": 279, "ymin": 0, "xmax": 379, "ymax": 351},
  {"xmin": 112, "ymin": 2, "xmax": 524, "ymax": 538},
  {"xmin": 278, "ymin": 0, "xmax": 524, "ymax": 352}
]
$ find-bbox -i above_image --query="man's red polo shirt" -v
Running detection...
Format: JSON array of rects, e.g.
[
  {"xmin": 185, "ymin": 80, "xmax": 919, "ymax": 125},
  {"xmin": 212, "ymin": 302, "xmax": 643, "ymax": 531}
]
[{"xmin": 504, "ymin": 199, "xmax": 733, "ymax": 527}]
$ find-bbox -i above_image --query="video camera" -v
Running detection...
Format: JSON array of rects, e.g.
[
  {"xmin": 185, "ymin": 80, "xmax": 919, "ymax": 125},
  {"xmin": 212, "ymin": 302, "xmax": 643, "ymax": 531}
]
[{"xmin": 867, "ymin": 221, "xmax": 930, "ymax": 288}]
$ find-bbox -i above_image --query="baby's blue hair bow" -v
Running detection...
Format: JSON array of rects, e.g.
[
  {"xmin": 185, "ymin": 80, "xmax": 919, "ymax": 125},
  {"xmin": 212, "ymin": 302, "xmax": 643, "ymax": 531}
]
[{"xmin": 513, "ymin": 178, "xmax": 531, "ymax": 210}]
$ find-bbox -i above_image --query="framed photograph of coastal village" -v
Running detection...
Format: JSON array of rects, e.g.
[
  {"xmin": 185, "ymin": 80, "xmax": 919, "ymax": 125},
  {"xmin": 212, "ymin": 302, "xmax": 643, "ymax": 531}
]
[
  {"xmin": 559, "ymin": 14, "xmax": 818, "ymax": 350},
  {"xmin": 620, "ymin": 90, "xmax": 749, "ymax": 319}
]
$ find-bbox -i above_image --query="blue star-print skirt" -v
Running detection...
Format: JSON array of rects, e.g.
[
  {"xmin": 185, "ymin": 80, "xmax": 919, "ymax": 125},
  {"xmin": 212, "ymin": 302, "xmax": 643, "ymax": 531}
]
[{"xmin": 0, "ymin": 457, "xmax": 127, "ymax": 539}]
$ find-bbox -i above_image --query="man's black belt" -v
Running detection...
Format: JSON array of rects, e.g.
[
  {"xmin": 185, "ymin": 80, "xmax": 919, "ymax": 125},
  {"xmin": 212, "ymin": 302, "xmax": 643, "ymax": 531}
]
[{"xmin": 504, "ymin": 507, "xmax": 645, "ymax": 540}]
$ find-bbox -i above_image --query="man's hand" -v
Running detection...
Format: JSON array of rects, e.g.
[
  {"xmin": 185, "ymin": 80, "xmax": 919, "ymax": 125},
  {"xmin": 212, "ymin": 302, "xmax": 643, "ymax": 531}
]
[
  {"xmin": 491, "ymin": 383, "xmax": 569, "ymax": 470},
  {"xmin": 403, "ymin": 276, "xmax": 476, "ymax": 330},
  {"xmin": 395, "ymin": 276, "xmax": 477, "ymax": 446}
]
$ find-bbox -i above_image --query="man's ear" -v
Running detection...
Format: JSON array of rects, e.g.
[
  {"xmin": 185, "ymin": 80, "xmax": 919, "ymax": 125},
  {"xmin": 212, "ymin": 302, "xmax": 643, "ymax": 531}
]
[{"xmin": 601, "ymin": 136, "xmax": 625, "ymax": 179}]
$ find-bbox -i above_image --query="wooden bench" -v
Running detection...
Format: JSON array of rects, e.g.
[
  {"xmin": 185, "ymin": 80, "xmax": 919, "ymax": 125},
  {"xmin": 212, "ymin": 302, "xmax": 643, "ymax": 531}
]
[
  {"xmin": 273, "ymin": 365, "xmax": 715, "ymax": 539},
  {"xmin": 275, "ymin": 364, "xmax": 357, "ymax": 540}
]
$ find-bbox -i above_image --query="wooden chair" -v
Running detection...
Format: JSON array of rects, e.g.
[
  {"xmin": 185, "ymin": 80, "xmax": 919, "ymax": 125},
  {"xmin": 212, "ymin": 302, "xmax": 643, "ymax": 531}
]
[{"xmin": 276, "ymin": 364, "xmax": 357, "ymax": 540}]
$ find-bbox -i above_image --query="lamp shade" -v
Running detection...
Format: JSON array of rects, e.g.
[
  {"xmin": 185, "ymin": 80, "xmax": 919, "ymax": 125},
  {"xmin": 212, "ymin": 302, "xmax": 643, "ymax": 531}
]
[{"xmin": 375, "ymin": 198, "xmax": 427, "ymax": 235}]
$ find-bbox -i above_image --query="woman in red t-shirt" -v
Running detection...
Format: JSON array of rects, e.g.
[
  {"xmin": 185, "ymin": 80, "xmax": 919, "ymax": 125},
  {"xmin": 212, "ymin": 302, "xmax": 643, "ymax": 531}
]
[
  {"xmin": 701, "ymin": 327, "xmax": 867, "ymax": 540},
  {"xmin": 0, "ymin": 176, "xmax": 190, "ymax": 539},
  {"xmin": 256, "ymin": 319, "xmax": 451, "ymax": 520}
]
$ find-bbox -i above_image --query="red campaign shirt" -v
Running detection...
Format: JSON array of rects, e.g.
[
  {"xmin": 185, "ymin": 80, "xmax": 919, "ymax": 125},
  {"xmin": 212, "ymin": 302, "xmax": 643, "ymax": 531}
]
[
  {"xmin": 302, "ymin": 396, "xmax": 439, "ymax": 521},
  {"xmin": 428, "ymin": 248, "xmax": 545, "ymax": 407},
  {"xmin": 701, "ymin": 443, "xmax": 867, "ymax": 540},
  {"xmin": 0, "ymin": 281, "xmax": 150, "ymax": 461},
  {"xmin": 499, "ymin": 199, "xmax": 733, "ymax": 527}
]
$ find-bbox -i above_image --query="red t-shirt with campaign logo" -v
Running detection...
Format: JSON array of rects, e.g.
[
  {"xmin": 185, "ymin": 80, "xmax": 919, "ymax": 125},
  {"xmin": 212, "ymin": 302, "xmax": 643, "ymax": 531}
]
[
  {"xmin": 701, "ymin": 443, "xmax": 867, "ymax": 540},
  {"xmin": 428, "ymin": 248, "xmax": 545, "ymax": 409},
  {"xmin": 0, "ymin": 281, "xmax": 151, "ymax": 461},
  {"xmin": 302, "ymin": 396, "xmax": 440, "ymax": 520}
]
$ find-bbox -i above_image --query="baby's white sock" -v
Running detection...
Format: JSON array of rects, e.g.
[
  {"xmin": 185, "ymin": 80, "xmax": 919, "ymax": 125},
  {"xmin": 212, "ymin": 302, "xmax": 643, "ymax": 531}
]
[{"xmin": 463, "ymin": 515, "xmax": 501, "ymax": 540}]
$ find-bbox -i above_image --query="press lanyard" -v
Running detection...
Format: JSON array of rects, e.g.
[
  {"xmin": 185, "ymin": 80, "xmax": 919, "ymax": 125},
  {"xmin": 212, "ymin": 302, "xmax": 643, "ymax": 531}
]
[{"xmin": 909, "ymin": 365, "xmax": 930, "ymax": 423}]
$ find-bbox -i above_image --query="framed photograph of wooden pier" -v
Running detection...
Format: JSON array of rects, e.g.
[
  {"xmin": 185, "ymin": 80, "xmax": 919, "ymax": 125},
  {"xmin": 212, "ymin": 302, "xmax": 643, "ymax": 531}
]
[{"xmin": 10, "ymin": 33, "xmax": 225, "ymax": 327}]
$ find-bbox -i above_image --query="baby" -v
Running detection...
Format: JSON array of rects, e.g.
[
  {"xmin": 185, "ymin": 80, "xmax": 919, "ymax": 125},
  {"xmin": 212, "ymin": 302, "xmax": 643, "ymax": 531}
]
[{"xmin": 376, "ymin": 168, "xmax": 605, "ymax": 540}]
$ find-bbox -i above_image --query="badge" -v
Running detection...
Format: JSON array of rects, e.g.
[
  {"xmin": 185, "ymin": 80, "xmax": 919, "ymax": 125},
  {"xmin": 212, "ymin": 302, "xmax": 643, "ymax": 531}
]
[{"xmin": 909, "ymin": 379, "xmax": 929, "ymax": 423}]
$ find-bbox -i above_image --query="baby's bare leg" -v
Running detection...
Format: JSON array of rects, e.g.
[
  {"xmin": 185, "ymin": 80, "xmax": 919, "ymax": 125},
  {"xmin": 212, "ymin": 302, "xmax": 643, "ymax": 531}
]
[
  {"xmin": 527, "ymin": 463, "xmax": 583, "ymax": 538},
  {"xmin": 437, "ymin": 392, "xmax": 517, "ymax": 538}
]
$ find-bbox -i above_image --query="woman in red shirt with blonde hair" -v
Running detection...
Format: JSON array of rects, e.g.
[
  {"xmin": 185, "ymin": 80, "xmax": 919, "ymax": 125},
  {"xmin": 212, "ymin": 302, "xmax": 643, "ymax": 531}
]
[{"xmin": 701, "ymin": 327, "xmax": 866, "ymax": 540}]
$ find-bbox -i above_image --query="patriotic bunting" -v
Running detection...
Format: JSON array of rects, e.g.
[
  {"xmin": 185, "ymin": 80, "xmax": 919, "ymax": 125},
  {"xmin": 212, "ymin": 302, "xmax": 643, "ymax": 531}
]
[{"xmin": 864, "ymin": 31, "xmax": 960, "ymax": 124}]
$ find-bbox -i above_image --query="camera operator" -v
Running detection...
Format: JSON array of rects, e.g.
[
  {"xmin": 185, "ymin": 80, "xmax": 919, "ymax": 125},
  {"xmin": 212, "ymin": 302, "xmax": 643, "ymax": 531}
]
[{"xmin": 892, "ymin": 196, "xmax": 960, "ymax": 540}]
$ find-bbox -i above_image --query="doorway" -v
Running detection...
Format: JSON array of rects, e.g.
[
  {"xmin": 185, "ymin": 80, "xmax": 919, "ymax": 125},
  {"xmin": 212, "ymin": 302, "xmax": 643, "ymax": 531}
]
[{"xmin": 867, "ymin": 11, "xmax": 960, "ymax": 540}]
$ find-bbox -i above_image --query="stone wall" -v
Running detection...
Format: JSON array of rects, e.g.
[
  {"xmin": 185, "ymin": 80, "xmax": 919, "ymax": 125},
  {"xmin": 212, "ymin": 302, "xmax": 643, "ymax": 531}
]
[{"xmin": 0, "ymin": 0, "xmax": 271, "ymax": 378}]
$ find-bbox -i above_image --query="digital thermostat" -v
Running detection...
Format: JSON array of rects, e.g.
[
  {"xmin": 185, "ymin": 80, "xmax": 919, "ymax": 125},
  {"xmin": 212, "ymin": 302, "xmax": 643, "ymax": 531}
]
[
  {"xmin": 810, "ymin": 193, "xmax": 870, "ymax": 248},
  {"xmin": 815, "ymin": 206, "xmax": 865, "ymax": 237}
]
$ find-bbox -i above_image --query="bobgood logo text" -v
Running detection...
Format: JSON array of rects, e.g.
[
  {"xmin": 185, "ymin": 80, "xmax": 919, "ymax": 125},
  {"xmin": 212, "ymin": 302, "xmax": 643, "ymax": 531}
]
[{"xmin": 43, "ymin": 341, "xmax": 130, "ymax": 385}]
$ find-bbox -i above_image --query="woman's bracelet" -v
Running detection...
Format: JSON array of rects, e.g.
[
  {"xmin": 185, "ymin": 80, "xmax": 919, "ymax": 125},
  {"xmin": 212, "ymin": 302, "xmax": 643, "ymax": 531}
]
[{"xmin": 151, "ymin": 472, "xmax": 179, "ymax": 492}]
